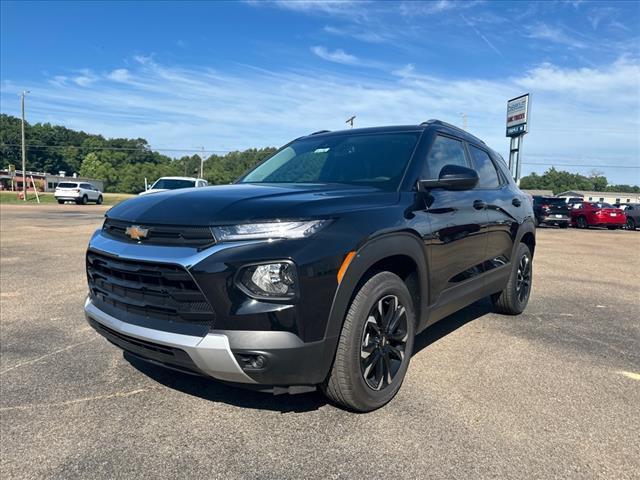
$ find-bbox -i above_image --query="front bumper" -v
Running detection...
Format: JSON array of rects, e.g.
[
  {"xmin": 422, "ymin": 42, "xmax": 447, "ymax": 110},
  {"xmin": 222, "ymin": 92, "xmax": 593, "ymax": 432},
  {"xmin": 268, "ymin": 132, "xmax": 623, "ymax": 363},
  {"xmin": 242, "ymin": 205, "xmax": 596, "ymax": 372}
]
[
  {"xmin": 85, "ymin": 297, "xmax": 256, "ymax": 383},
  {"xmin": 85, "ymin": 295, "xmax": 334, "ymax": 386},
  {"xmin": 84, "ymin": 227, "xmax": 344, "ymax": 386}
]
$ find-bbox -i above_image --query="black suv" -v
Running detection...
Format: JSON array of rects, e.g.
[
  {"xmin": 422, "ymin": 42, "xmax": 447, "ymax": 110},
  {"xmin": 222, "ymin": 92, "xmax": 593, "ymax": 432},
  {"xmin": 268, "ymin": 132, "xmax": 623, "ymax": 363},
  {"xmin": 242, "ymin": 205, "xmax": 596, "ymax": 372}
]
[
  {"xmin": 532, "ymin": 196, "xmax": 570, "ymax": 228},
  {"xmin": 85, "ymin": 120, "xmax": 535, "ymax": 411}
]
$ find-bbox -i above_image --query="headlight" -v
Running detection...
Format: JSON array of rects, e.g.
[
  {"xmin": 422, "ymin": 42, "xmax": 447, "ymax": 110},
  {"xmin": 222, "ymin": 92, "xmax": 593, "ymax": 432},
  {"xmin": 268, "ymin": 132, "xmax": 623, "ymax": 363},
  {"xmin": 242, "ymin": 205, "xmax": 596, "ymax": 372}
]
[
  {"xmin": 237, "ymin": 262, "xmax": 297, "ymax": 299},
  {"xmin": 212, "ymin": 220, "xmax": 329, "ymax": 242}
]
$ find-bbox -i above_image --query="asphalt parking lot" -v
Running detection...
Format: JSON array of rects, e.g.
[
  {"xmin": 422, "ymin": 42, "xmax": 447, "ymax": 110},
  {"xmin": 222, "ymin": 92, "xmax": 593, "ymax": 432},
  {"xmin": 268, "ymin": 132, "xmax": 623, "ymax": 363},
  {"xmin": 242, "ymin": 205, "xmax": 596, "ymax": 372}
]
[{"xmin": 1, "ymin": 204, "xmax": 639, "ymax": 479}]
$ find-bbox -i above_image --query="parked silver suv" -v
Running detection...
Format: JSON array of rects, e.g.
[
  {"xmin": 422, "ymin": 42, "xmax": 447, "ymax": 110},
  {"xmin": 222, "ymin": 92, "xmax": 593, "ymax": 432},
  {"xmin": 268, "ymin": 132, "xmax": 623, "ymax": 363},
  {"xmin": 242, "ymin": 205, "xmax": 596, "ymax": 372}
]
[{"xmin": 54, "ymin": 182, "xmax": 103, "ymax": 205}]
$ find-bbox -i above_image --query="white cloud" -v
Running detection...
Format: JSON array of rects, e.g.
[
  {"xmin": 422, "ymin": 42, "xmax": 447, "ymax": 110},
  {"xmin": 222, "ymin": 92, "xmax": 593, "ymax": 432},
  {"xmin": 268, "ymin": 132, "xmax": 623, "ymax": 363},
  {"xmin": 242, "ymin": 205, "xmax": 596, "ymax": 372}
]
[
  {"xmin": 525, "ymin": 23, "xmax": 587, "ymax": 49},
  {"xmin": 1, "ymin": 57, "xmax": 638, "ymax": 184},
  {"xmin": 107, "ymin": 68, "xmax": 131, "ymax": 82},
  {"xmin": 323, "ymin": 25, "xmax": 392, "ymax": 43},
  {"xmin": 311, "ymin": 45, "xmax": 359, "ymax": 65}
]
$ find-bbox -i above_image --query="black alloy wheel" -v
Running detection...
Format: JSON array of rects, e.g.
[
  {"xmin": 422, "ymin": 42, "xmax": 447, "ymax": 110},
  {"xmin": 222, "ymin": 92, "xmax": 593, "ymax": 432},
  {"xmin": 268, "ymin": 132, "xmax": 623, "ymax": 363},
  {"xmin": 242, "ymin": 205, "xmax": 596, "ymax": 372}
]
[
  {"xmin": 515, "ymin": 254, "xmax": 532, "ymax": 304},
  {"xmin": 360, "ymin": 295, "xmax": 409, "ymax": 391}
]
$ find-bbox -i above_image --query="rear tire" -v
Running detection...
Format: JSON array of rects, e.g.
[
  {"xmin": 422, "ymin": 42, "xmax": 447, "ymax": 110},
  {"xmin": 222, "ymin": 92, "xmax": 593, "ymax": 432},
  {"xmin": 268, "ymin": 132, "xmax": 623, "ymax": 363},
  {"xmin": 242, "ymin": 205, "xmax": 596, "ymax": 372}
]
[
  {"xmin": 322, "ymin": 272, "xmax": 415, "ymax": 412},
  {"xmin": 81, "ymin": 195, "xmax": 88, "ymax": 205},
  {"xmin": 626, "ymin": 217, "xmax": 636, "ymax": 230},
  {"xmin": 492, "ymin": 243, "xmax": 532, "ymax": 315},
  {"xmin": 577, "ymin": 216, "xmax": 588, "ymax": 229},
  {"xmin": 559, "ymin": 222, "xmax": 569, "ymax": 229},
  {"xmin": 607, "ymin": 226, "xmax": 617, "ymax": 230},
  {"xmin": 57, "ymin": 199, "xmax": 64, "ymax": 204}
]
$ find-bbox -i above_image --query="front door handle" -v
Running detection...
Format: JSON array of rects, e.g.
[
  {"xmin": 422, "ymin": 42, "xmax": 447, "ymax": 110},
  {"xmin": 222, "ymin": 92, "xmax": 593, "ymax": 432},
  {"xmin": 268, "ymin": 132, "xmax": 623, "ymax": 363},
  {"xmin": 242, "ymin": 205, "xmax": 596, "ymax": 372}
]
[
  {"xmin": 512, "ymin": 198, "xmax": 522, "ymax": 207},
  {"xmin": 473, "ymin": 200, "xmax": 487, "ymax": 210}
]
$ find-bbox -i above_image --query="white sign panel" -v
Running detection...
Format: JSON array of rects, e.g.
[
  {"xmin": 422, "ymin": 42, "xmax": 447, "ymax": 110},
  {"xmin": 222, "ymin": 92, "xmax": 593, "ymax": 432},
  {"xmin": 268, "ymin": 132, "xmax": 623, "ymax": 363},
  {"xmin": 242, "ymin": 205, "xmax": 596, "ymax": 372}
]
[{"xmin": 506, "ymin": 94, "xmax": 529, "ymax": 137}]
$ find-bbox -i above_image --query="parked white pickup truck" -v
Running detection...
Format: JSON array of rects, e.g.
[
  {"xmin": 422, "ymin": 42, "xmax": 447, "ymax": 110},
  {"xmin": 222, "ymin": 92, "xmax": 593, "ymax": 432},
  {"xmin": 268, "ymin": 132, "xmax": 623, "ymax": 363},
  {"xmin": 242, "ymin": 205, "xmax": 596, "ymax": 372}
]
[{"xmin": 139, "ymin": 177, "xmax": 208, "ymax": 196}]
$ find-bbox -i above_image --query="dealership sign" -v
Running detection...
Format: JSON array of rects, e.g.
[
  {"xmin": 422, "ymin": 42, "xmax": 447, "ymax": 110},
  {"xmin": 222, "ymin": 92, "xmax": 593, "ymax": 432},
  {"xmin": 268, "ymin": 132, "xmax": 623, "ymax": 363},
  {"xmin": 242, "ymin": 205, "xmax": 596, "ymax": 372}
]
[{"xmin": 506, "ymin": 94, "xmax": 529, "ymax": 137}]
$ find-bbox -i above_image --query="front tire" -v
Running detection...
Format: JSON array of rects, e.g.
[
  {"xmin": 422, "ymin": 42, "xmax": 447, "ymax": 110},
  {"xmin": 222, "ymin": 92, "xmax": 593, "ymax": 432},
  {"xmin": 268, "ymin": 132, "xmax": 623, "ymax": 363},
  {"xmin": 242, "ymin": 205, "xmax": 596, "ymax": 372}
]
[
  {"xmin": 57, "ymin": 199, "xmax": 64, "ymax": 204},
  {"xmin": 322, "ymin": 272, "xmax": 416, "ymax": 412},
  {"xmin": 559, "ymin": 222, "xmax": 569, "ymax": 229},
  {"xmin": 492, "ymin": 243, "xmax": 532, "ymax": 315},
  {"xmin": 96, "ymin": 195, "xmax": 103, "ymax": 205}
]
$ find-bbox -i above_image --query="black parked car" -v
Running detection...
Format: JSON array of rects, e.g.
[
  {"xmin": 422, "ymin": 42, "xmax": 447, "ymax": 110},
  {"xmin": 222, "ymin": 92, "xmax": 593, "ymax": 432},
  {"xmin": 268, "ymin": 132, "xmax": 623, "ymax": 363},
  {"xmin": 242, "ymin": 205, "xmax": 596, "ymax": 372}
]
[
  {"xmin": 532, "ymin": 196, "xmax": 571, "ymax": 228},
  {"xmin": 84, "ymin": 120, "xmax": 535, "ymax": 411}
]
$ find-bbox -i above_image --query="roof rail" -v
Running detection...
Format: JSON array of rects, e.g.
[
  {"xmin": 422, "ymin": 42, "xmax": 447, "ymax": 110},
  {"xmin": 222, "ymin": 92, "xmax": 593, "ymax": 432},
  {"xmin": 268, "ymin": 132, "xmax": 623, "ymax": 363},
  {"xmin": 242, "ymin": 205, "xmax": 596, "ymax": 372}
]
[
  {"xmin": 420, "ymin": 119, "xmax": 485, "ymax": 144},
  {"xmin": 309, "ymin": 130, "xmax": 331, "ymax": 135}
]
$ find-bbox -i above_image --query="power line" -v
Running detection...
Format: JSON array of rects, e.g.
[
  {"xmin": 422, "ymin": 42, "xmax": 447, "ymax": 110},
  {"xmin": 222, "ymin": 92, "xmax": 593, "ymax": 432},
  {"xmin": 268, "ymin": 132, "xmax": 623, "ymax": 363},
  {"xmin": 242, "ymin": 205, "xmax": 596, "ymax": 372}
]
[
  {"xmin": 0, "ymin": 143, "xmax": 233, "ymax": 154},
  {"xmin": 525, "ymin": 162, "xmax": 639, "ymax": 169}
]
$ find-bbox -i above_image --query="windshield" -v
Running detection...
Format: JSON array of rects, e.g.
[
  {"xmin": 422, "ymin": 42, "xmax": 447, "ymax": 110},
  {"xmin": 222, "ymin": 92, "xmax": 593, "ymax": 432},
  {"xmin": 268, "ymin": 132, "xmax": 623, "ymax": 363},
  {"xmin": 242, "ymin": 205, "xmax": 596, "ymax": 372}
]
[
  {"xmin": 151, "ymin": 179, "xmax": 195, "ymax": 190},
  {"xmin": 57, "ymin": 182, "xmax": 78, "ymax": 188},
  {"xmin": 240, "ymin": 132, "xmax": 420, "ymax": 191}
]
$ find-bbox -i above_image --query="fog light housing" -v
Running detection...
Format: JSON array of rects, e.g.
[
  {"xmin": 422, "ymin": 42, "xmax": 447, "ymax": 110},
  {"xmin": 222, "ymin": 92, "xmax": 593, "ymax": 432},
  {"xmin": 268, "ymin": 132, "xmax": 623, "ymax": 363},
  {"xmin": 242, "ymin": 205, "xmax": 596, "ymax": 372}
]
[
  {"xmin": 237, "ymin": 261, "xmax": 297, "ymax": 300},
  {"xmin": 236, "ymin": 353, "xmax": 268, "ymax": 370}
]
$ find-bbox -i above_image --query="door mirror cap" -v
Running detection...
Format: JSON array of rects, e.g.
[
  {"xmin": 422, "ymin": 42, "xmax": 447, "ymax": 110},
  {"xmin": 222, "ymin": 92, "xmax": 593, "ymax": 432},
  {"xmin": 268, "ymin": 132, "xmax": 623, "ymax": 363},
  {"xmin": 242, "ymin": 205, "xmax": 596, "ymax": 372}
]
[{"xmin": 417, "ymin": 164, "xmax": 479, "ymax": 192}]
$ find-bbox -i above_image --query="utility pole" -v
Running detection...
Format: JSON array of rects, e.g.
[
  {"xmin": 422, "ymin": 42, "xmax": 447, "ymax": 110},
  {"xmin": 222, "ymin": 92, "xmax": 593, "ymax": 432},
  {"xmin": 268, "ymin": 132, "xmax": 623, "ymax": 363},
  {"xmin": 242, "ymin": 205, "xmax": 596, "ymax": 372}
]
[
  {"xmin": 345, "ymin": 115, "xmax": 356, "ymax": 129},
  {"xmin": 460, "ymin": 112, "xmax": 467, "ymax": 131},
  {"xmin": 20, "ymin": 90, "xmax": 30, "ymax": 201},
  {"xmin": 200, "ymin": 146, "xmax": 205, "ymax": 179}
]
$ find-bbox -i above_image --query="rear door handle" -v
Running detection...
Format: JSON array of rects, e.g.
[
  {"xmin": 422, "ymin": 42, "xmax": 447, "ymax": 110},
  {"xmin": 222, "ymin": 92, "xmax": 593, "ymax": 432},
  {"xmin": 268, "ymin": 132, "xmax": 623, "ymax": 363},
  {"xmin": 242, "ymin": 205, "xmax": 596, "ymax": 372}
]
[
  {"xmin": 512, "ymin": 198, "xmax": 522, "ymax": 207},
  {"xmin": 473, "ymin": 200, "xmax": 487, "ymax": 210}
]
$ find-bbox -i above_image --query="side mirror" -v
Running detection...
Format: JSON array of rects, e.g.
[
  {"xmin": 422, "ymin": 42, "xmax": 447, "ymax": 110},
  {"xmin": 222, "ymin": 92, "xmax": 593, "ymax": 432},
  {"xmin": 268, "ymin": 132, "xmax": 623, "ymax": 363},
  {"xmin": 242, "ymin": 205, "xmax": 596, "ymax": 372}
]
[{"xmin": 417, "ymin": 164, "xmax": 479, "ymax": 192}]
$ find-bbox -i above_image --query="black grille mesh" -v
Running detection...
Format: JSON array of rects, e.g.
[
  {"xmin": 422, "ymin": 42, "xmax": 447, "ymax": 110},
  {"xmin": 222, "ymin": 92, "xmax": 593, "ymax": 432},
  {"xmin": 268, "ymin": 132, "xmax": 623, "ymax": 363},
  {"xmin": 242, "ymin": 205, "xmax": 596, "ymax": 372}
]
[{"xmin": 87, "ymin": 251, "xmax": 214, "ymax": 326}]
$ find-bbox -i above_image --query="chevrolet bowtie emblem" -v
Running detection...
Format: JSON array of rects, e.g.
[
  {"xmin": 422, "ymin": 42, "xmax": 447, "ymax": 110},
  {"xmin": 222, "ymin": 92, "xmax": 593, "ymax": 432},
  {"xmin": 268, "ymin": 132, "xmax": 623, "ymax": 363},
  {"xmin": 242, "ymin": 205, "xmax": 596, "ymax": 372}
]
[{"xmin": 125, "ymin": 225, "xmax": 149, "ymax": 241}]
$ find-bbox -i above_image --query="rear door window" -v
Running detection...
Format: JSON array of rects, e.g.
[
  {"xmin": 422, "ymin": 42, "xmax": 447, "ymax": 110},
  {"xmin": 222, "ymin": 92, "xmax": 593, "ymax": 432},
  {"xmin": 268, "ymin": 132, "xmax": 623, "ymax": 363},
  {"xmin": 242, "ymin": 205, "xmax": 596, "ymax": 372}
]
[
  {"xmin": 468, "ymin": 145, "xmax": 500, "ymax": 189},
  {"xmin": 423, "ymin": 135, "xmax": 469, "ymax": 178}
]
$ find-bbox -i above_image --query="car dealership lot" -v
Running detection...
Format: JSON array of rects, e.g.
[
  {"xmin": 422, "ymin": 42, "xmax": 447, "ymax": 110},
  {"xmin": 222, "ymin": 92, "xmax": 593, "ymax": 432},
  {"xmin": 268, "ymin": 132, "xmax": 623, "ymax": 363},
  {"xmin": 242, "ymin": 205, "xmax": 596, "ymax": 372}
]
[{"xmin": 1, "ymin": 204, "xmax": 639, "ymax": 479}]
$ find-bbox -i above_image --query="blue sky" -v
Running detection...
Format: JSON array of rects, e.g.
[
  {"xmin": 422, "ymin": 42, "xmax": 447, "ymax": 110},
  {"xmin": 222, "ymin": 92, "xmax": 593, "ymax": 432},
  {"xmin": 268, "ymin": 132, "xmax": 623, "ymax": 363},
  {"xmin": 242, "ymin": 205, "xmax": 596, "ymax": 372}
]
[{"xmin": 1, "ymin": 0, "xmax": 639, "ymax": 184}]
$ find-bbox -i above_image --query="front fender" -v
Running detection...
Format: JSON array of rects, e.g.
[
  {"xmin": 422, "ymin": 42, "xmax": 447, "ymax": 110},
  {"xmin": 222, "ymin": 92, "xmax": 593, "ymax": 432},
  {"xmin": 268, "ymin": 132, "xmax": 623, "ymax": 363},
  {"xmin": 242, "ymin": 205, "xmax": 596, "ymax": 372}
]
[{"xmin": 314, "ymin": 232, "xmax": 429, "ymax": 381}]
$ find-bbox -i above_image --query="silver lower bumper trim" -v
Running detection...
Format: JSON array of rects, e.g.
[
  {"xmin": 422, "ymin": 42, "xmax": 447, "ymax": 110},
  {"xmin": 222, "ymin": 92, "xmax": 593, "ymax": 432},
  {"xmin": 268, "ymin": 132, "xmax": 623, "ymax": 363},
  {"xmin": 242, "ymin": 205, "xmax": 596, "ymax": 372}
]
[{"xmin": 84, "ymin": 297, "xmax": 256, "ymax": 384}]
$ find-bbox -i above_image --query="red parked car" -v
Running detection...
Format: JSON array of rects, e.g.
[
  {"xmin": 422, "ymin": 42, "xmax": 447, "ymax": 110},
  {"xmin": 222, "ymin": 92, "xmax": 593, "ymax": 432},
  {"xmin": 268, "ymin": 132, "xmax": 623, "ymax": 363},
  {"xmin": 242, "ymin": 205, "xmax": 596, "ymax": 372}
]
[{"xmin": 570, "ymin": 202, "xmax": 626, "ymax": 229}]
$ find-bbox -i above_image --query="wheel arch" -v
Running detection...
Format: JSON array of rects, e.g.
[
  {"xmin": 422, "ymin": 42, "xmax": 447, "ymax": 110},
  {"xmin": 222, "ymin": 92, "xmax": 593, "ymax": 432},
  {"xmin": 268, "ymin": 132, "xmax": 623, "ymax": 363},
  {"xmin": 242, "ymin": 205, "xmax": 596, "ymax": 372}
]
[
  {"xmin": 319, "ymin": 231, "xmax": 429, "ymax": 378},
  {"xmin": 514, "ymin": 221, "xmax": 536, "ymax": 257}
]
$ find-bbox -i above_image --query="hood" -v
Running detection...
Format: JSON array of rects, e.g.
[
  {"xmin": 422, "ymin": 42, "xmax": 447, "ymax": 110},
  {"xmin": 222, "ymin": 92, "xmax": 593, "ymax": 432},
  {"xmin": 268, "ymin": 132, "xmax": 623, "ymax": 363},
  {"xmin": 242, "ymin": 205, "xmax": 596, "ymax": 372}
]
[{"xmin": 107, "ymin": 183, "xmax": 399, "ymax": 225}]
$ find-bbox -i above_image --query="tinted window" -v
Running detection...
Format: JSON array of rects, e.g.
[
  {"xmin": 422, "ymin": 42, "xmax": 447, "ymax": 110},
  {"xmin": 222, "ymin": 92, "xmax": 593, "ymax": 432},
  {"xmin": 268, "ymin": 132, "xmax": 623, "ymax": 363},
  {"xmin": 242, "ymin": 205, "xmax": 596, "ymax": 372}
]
[
  {"xmin": 423, "ymin": 135, "xmax": 468, "ymax": 178},
  {"xmin": 57, "ymin": 182, "xmax": 78, "ymax": 188},
  {"xmin": 468, "ymin": 145, "xmax": 500, "ymax": 188},
  {"xmin": 152, "ymin": 179, "xmax": 196, "ymax": 190},
  {"xmin": 242, "ymin": 133, "xmax": 419, "ymax": 191}
]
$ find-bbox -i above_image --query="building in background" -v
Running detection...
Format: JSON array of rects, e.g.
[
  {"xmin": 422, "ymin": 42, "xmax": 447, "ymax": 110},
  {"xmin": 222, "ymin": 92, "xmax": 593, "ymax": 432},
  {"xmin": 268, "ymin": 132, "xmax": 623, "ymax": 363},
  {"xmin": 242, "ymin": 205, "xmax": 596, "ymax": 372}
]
[
  {"xmin": 556, "ymin": 190, "xmax": 640, "ymax": 204},
  {"xmin": 0, "ymin": 169, "xmax": 104, "ymax": 193},
  {"xmin": 522, "ymin": 189, "xmax": 554, "ymax": 197}
]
